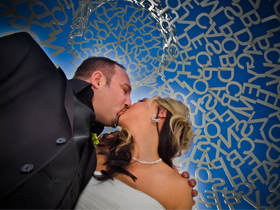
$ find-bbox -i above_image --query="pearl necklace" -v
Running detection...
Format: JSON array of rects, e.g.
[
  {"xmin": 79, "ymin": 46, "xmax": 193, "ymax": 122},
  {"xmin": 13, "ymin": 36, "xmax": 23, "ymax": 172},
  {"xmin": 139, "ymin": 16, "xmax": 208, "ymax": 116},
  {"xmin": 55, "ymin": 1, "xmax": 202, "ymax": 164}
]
[{"xmin": 132, "ymin": 157, "xmax": 162, "ymax": 164}]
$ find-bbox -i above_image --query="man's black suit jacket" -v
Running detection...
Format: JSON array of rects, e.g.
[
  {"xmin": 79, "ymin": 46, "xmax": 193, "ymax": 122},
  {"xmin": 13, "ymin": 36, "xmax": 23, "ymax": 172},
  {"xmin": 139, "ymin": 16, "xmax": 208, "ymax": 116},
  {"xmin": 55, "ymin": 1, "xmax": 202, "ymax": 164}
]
[{"xmin": 0, "ymin": 32, "xmax": 100, "ymax": 209}]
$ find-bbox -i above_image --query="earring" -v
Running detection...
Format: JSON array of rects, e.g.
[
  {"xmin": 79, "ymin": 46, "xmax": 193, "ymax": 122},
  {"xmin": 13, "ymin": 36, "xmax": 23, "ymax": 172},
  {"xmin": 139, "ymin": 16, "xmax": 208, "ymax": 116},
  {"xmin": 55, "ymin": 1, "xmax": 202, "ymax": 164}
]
[{"xmin": 151, "ymin": 115, "xmax": 160, "ymax": 123}]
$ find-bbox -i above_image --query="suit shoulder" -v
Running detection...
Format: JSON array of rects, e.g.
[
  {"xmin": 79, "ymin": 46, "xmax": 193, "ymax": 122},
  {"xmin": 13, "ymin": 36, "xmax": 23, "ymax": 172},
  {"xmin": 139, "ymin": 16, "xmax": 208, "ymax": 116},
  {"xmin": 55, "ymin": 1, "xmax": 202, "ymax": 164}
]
[{"xmin": 1, "ymin": 31, "xmax": 32, "ymax": 41}]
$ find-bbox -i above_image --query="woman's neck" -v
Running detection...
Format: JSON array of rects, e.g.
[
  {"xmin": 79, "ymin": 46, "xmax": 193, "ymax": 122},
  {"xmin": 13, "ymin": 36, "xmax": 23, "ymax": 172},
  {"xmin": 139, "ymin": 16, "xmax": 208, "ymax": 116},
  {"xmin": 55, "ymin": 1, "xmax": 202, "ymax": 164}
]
[{"xmin": 130, "ymin": 130, "xmax": 160, "ymax": 164}]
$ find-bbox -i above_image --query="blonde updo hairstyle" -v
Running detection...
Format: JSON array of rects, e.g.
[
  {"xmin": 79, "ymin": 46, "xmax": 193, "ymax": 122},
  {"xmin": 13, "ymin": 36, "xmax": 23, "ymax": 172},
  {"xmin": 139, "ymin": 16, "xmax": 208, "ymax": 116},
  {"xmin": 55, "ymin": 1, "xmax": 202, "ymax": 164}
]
[{"xmin": 147, "ymin": 96, "xmax": 194, "ymax": 166}]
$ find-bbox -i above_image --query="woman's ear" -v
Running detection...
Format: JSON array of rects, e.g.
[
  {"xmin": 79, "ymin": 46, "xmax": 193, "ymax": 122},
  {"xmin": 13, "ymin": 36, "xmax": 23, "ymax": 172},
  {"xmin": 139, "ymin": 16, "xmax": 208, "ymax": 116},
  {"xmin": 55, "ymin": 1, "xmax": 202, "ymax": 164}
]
[
  {"xmin": 90, "ymin": 71, "xmax": 104, "ymax": 89},
  {"xmin": 158, "ymin": 108, "xmax": 167, "ymax": 118}
]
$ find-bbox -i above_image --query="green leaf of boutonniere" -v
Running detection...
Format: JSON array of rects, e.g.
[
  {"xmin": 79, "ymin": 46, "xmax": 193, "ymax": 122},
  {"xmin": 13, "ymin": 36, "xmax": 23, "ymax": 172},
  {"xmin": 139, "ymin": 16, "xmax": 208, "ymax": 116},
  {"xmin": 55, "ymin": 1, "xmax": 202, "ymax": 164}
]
[{"xmin": 91, "ymin": 132, "xmax": 99, "ymax": 146}]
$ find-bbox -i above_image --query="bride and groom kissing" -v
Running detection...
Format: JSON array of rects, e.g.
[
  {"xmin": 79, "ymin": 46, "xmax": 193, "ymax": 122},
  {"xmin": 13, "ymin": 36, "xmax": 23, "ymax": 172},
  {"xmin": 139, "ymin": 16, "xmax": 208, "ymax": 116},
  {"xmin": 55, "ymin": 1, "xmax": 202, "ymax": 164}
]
[{"xmin": 0, "ymin": 32, "xmax": 197, "ymax": 209}]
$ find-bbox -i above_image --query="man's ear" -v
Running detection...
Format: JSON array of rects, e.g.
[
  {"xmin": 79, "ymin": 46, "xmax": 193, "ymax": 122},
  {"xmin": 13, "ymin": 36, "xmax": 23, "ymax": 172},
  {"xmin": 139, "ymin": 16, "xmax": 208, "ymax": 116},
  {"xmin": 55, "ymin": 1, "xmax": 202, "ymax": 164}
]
[
  {"xmin": 90, "ymin": 71, "xmax": 105, "ymax": 89},
  {"xmin": 158, "ymin": 108, "xmax": 167, "ymax": 118}
]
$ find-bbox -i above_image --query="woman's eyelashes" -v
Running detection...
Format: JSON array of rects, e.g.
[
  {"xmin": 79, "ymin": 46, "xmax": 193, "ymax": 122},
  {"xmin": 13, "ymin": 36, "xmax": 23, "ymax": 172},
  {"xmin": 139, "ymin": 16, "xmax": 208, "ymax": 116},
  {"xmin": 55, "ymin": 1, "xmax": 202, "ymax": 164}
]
[{"xmin": 138, "ymin": 98, "xmax": 148, "ymax": 102}]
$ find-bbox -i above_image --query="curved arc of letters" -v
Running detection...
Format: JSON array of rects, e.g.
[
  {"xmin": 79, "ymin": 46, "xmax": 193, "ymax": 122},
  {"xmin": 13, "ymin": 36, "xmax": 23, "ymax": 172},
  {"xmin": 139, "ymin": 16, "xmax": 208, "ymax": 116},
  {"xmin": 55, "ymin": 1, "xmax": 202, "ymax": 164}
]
[{"xmin": 67, "ymin": 0, "xmax": 179, "ymax": 89}]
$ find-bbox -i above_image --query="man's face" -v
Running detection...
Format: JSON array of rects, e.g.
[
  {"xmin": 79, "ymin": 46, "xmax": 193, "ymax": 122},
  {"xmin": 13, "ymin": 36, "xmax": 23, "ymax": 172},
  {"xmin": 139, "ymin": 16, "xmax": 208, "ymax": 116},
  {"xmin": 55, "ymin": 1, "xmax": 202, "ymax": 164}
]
[{"xmin": 93, "ymin": 65, "xmax": 132, "ymax": 127}]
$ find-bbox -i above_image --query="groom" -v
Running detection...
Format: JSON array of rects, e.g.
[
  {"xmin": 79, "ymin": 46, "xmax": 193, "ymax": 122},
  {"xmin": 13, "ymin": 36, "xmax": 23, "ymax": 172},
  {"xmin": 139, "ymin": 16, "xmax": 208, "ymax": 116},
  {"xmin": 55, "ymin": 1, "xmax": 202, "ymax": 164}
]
[{"xmin": 0, "ymin": 32, "xmax": 197, "ymax": 209}]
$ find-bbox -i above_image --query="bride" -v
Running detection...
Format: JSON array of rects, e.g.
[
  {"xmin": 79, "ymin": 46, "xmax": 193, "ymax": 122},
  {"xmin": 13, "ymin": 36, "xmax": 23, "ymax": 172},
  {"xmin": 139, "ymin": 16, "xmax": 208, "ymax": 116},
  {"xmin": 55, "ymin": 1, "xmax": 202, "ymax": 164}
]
[{"xmin": 76, "ymin": 96, "xmax": 195, "ymax": 209}]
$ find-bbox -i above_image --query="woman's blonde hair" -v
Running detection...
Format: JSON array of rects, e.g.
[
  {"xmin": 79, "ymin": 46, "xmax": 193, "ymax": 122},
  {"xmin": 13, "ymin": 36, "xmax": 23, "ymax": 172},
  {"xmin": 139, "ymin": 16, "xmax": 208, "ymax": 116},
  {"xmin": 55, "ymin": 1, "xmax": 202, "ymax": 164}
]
[{"xmin": 147, "ymin": 96, "xmax": 194, "ymax": 166}]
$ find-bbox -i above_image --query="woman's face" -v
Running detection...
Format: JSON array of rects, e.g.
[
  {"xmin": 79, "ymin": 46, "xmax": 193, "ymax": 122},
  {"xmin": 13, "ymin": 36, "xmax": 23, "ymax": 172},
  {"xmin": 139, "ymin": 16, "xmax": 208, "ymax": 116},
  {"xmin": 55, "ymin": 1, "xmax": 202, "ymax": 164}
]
[{"xmin": 118, "ymin": 98, "xmax": 156, "ymax": 129}]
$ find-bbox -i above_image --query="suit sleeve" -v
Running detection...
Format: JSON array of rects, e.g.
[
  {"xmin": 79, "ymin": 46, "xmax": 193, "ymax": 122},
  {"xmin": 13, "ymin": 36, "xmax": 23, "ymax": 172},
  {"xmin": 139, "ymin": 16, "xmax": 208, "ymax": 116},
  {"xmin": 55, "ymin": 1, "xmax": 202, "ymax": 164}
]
[{"xmin": 0, "ymin": 31, "xmax": 70, "ymax": 200}]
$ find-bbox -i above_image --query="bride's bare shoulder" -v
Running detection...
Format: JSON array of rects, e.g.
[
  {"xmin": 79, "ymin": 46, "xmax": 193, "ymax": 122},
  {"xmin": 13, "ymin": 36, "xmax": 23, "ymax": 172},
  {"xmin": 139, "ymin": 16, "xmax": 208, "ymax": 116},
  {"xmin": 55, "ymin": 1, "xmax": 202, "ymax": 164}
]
[{"xmin": 160, "ymin": 168, "xmax": 193, "ymax": 209}]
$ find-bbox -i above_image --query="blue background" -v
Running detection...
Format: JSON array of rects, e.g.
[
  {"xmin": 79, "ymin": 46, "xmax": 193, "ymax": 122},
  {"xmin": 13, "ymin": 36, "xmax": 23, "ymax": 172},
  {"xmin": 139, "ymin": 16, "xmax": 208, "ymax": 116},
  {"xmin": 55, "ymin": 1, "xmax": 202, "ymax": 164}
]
[{"xmin": 1, "ymin": 0, "xmax": 280, "ymax": 209}]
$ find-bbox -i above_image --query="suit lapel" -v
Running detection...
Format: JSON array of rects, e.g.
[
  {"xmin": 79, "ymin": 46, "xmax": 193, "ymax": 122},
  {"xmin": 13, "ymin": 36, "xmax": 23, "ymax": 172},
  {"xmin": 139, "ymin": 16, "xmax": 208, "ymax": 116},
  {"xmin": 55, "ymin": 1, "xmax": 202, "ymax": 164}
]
[{"xmin": 64, "ymin": 79, "xmax": 75, "ymax": 134}]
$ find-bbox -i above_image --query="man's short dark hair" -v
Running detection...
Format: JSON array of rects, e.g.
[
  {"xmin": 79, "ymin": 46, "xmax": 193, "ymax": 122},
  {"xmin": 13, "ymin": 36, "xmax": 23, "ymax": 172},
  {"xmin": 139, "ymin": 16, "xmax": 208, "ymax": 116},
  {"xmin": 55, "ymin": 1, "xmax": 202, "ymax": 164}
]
[{"xmin": 74, "ymin": 57, "xmax": 126, "ymax": 85}]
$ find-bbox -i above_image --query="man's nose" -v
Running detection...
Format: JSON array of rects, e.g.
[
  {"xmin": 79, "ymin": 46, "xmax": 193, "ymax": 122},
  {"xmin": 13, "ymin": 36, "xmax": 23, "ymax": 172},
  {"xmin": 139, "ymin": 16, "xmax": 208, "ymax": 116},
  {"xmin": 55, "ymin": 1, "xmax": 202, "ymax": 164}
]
[{"xmin": 125, "ymin": 96, "xmax": 131, "ymax": 108}]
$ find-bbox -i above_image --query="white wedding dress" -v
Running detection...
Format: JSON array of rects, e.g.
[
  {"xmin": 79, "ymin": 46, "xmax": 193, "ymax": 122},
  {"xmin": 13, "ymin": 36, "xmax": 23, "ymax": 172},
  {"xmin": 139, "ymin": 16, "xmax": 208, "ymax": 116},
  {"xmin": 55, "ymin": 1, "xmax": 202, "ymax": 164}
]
[{"xmin": 75, "ymin": 171, "xmax": 165, "ymax": 209}]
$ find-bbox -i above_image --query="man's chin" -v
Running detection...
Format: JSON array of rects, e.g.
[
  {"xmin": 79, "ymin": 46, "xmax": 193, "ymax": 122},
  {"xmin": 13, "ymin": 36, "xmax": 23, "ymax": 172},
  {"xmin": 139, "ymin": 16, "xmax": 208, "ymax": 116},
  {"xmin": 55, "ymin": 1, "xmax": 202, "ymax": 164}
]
[{"xmin": 112, "ymin": 118, "xmax": 119, "ymax": 128}]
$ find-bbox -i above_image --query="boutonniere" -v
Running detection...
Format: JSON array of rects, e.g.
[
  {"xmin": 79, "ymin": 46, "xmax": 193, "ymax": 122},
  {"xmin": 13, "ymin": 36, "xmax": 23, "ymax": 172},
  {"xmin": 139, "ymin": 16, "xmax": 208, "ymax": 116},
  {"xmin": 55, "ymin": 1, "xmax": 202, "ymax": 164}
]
[{"xmin": 91, "ymin": 132, "xmax": 99, "ymax": 146}]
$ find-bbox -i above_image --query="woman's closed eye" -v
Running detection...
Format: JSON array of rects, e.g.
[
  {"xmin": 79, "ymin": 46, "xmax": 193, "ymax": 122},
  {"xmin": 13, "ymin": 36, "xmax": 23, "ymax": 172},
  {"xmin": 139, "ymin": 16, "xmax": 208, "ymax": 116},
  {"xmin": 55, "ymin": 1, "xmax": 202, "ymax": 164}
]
[{"xmin": 138, "ymin": 98, "xmax": 148, "ymax": 102}]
